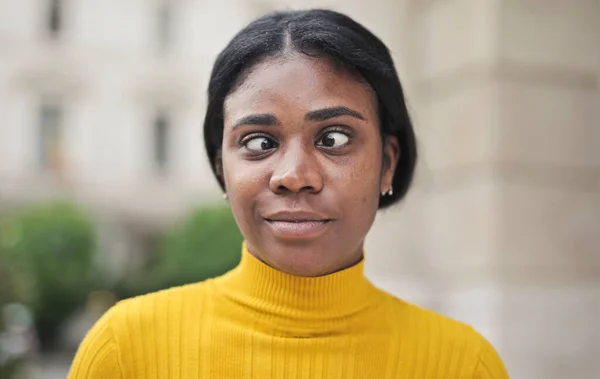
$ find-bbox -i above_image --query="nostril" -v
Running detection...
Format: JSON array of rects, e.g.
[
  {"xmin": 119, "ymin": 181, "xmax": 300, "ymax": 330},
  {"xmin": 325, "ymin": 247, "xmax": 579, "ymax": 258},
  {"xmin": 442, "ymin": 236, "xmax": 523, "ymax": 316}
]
[{"xmin": 269, "ymin": 162, "xmax": 324, "ymax": 194}]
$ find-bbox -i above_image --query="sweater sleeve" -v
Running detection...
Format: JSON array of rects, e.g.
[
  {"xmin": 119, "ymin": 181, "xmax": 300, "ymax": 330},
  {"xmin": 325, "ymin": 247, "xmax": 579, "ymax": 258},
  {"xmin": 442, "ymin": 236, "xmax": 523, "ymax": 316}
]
[
  {"xmin": 473, "ymin": 335, "xmax": 509, "ymax": 379},
  {"xmin": 68, "ymin": 308, "xmax": 122, "ymax": 379}
]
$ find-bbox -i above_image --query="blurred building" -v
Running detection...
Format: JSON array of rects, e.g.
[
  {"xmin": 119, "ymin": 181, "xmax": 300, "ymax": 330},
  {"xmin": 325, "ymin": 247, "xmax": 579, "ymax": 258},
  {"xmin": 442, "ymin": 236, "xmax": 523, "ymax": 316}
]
[
  {"xmin": 363, "ymin": 2, "xmax": 600, "ymax": 378},
  {"xmin": 0, "ymin": 0, "xmax": 598, "ymax": 378},
  {"xmin": 0, "ymin": 0, "xmax": 266, "ymax": 273}
]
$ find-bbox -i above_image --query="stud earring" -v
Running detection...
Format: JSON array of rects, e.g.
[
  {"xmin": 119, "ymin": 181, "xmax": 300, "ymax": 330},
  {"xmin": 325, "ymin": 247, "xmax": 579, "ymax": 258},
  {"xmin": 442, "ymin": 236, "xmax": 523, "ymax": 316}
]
[
  {"xmin": 381, "ymin": 186, "xmax": 393, "ymax": 196},
  {"xmin": 222, "ymin": 193, "xmax": 228, "ymax": 200}
]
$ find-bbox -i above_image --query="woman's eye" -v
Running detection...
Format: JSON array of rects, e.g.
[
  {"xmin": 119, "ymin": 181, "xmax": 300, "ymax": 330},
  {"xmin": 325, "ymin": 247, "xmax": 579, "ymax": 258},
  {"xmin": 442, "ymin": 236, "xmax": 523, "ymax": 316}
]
[
  {"xmin": 317, "ymin": 131, "xmax": 350, "ymax": 149},
  {"xmin": 244, "ymin": 136, "xmax": 278, "ymax": 152}
]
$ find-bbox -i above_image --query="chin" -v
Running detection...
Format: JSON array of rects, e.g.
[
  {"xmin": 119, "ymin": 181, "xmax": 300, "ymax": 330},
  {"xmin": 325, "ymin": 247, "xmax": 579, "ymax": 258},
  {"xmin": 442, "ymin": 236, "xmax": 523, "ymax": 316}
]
[
  {"xmin": 276, "ymin": 257, "xmax": 334, "ymax": 277},
  {"xmin": 262, "ymin": 239, "xmax": 340, "ymax": 277}
]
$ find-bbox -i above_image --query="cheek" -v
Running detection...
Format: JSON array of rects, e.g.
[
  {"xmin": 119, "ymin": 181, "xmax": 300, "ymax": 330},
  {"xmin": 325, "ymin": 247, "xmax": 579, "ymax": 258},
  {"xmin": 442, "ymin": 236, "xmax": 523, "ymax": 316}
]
[
  {"xmin": 221, "ymin": 156, "xmax": 267, "ymax": 237},
  {"xmin": 329, "ymin": 145, "xmax": 382, "ymax": 190},
  {"xmin": 223, "ymin": 157, "xmax": 260, "ymax": 191},
  {"xmin": 323, "ymin": 153, "xmax": 381, "ymax": 215}
]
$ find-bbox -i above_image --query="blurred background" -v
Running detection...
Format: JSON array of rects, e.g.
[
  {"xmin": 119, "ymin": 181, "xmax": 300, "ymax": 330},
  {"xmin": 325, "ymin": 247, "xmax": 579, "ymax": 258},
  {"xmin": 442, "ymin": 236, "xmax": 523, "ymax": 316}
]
[{"xmin": 0, "ymin": 0, "xmax": 598, "ymax": 378}]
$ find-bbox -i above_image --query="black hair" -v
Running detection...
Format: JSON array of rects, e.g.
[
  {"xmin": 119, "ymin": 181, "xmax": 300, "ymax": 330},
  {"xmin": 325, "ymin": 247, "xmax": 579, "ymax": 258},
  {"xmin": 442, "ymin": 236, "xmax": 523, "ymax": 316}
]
[{"xmin": 203, "ymin": 9, "xmax": 417, "ymax": 208}]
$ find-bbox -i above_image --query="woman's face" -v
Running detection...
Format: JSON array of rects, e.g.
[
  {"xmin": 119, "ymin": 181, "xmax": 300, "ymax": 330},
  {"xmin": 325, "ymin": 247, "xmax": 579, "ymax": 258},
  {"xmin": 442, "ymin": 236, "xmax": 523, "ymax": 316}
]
[{"xmin": 221, "ymin": 54, "xmax": 399, "ymax": 277}]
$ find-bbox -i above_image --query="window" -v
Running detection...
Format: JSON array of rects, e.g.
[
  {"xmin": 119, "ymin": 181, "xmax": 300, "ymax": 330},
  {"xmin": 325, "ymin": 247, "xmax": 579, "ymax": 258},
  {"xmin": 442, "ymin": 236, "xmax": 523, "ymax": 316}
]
[
  {"xmin": 152, "ymin": 112, "xmax": 170, "ymax": 175},
  {"xmin": 38, "ymin": 102, "xmax": 64, "ymax": 174},
  {"xmin": 47, "ymin": 0, "xmax": 62, "ymax": 39},
  {"xmin": 156, "ymin": 1, "xmax": 173, "ymax": 52}
]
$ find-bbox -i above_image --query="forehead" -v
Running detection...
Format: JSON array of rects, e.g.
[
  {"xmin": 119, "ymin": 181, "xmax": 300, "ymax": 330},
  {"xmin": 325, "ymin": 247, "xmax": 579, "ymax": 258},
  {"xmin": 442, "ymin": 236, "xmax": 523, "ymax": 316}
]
[{"xmin": 224, "ymin": 54, "xmax": 378, "ymax": 121}]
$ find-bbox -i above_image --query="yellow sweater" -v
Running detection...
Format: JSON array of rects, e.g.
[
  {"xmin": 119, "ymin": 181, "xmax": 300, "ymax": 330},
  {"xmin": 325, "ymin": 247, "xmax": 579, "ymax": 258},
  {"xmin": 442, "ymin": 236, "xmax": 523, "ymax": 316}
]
[{"xmin": 69, "ymin": 244, "xmax": 509, "ymax": 378}]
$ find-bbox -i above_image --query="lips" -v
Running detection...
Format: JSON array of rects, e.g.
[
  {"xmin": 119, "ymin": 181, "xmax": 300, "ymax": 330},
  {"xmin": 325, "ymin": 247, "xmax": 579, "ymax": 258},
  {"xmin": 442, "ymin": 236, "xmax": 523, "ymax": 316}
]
[{"xmin": 263, "ymin": 211, "xmax": 332, "ymax": 239}]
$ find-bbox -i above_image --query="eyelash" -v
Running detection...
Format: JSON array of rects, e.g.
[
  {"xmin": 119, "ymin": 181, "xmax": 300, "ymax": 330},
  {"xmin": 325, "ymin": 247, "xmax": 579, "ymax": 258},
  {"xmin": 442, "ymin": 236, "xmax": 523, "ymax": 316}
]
[
  {"xmin": 238, "ymin": 126, "xmax": 354, "ymax": 154},
  {"xmin": 239, "ymin": 132, "xmax": 274, "ymax": 146},
  {"xmin": 316, "ymin": 126, "xmax": 353, "ymax": 146}
]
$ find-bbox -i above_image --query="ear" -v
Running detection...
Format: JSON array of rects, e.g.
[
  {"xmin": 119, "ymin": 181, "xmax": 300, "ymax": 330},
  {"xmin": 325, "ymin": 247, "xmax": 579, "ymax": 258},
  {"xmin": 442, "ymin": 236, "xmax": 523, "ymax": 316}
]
[{"xmin": 380, "ymin": 136, "xmax": 400, "ymax": 193}]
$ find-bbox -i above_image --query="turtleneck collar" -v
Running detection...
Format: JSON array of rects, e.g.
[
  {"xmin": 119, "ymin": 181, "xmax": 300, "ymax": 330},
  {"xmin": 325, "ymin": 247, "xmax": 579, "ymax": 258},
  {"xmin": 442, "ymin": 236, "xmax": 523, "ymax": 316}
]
[{"xmin": 212, "ymin": 242, "xmax": 383, "ymax": 336}]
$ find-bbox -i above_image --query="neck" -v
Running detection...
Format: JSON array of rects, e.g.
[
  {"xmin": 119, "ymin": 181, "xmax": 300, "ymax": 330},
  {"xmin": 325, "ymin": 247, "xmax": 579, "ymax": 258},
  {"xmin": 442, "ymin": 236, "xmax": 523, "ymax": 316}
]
[
  {"xmin": 245, "ymin": 241, "xmax": 365, "ymax": 277},
  {"xmin": 213, "ymin": 242, "xmax": 382, "ymax": 336}
]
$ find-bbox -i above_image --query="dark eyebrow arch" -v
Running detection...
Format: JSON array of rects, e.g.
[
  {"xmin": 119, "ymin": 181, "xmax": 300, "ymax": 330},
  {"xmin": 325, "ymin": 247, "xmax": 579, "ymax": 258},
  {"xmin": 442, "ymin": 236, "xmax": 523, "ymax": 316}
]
[
  {"xmin": 305, "ymin": 106, "xmax": 365, "ymax": 122},
  {"xmin": 231, "ymin": 113, "xmax": 280, "ymax": 129}
]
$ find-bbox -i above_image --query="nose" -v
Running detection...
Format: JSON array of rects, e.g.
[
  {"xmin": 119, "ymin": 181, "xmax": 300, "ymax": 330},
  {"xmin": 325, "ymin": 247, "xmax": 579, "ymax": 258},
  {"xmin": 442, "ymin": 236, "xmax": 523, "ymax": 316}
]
[{"xmin": 269, "ymin": 141, "xmax": 324, "ymax": 194}]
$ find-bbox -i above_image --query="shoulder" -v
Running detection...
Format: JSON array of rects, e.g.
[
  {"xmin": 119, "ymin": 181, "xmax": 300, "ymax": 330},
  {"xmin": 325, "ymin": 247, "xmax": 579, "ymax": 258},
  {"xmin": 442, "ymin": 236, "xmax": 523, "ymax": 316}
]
[
  {"xmin": 69, "ymin": 281, "xmax": 212, "ymax": 378},
  {"xmin": 385, "ymin": 295, "xmax": 509, "ymax": 378},
  {"xmin": 472, "ymin": 334, "xmax": 509, "ymax": 379},
  {"xmin": 106, "ymin": 280, "xmax": 214, "ymax": 340},
  {"xmin": 109, "ymin": 281, "xmax": 210, "ymax": 322},
  {"xmin": 68, "ymin": 306, "xmax": 122, "ymax": 378},
  {"xmin": 385, "ymin": 295, "xmax": 483, "ymax": 343}
]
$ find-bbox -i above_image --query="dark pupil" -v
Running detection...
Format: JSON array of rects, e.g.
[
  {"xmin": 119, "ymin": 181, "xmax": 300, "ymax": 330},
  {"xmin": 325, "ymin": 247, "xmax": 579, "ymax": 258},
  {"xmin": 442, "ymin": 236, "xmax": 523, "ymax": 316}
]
[
  {"xmin": 261, "ymin": 139, "xmax": 274, "ymax": 150},
  {"xmin": 322, "ymin": 134, "xmax": 335, "ymax": 147}
]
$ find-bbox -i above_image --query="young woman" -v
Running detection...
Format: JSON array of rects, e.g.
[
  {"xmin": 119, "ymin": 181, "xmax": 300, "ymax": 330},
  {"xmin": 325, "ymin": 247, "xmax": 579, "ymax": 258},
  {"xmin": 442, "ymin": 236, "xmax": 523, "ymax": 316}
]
[{"xmin": 70, "ymin": 9, "xmax": 508, "ymax": 378}]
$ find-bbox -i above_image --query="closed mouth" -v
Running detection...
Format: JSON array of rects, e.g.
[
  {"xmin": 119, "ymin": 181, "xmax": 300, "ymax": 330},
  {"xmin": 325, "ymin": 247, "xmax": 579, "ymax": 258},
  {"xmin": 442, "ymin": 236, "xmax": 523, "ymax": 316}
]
[
  {"xmin": 265, "ymin": 219, "xmax": 331, "ymax": 223},
  {"xmin": 263, "ymin": 210, "xmax": 333, "ymax": 223},
  {"xmin": 262, "ymin": 216, "xmax": 333, "ymax": 239}
]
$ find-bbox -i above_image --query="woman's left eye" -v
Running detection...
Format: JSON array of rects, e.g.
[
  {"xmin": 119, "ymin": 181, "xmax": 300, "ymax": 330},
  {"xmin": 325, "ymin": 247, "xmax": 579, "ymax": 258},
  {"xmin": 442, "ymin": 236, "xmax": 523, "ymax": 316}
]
[{"xmin": 316, "ymin": 131, "xmax": 350, "ymax": 149}]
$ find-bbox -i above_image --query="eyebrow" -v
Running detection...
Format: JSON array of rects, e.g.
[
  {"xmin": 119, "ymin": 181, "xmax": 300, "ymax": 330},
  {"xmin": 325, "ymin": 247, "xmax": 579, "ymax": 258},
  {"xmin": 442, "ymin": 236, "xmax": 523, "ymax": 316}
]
[
  {"xmin": 231, "ymin": 113, "xmax": 280, "ymax": 129},
  {"xmin": 306, "ymin": 106, "xmax": 365, "ymax": 122},
  {"xmin": 230, "ymin": 106, "xmax": 365, "ymax": 129}
]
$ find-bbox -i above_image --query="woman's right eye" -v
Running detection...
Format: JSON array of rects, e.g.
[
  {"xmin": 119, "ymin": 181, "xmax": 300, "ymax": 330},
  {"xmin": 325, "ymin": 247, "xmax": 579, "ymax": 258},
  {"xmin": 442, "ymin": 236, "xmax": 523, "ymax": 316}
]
[{"xmin": 243, "ymin": 136, "xmax": 278, "ymax": 152}]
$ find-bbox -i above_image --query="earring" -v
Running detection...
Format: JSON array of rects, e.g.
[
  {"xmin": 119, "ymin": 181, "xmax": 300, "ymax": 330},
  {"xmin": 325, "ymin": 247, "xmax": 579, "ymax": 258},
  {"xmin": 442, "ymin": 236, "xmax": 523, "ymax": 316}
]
[
  {"xmin": 222, "ymin": 193, "xmax": 228, "ymax": 200},
  {"xmin": 381, "ymin": 186, "xmax": 393, "ymax": 196}
]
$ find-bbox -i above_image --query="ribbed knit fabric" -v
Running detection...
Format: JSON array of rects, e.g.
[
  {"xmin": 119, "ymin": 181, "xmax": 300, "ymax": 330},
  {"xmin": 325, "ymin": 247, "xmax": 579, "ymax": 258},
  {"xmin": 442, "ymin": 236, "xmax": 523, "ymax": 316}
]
[{"xmin": 69, "ymin": 243, "xmax": 509, "ymax": 378}]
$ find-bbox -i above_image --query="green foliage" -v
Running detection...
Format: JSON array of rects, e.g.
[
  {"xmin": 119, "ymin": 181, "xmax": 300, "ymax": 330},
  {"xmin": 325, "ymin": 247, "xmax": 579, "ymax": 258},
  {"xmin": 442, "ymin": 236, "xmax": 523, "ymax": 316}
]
[
  {"xmin": 116, "ymin": 206, "xmax": 243, "ymax": 298},
  {"xmin": 0, "ymin": 253, "xmax": 20, "ymax": 318},
  {"xmin": 1, "ymin": 203, "xmax": 98, "ymax": 351},
  {"xmin": 0, "ymin": 235, "xmax": 25, "ymax": 377}
]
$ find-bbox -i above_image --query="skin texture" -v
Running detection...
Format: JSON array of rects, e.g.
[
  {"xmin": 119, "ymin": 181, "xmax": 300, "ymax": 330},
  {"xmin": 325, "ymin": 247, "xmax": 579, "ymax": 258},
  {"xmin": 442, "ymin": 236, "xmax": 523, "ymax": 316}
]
[{"xmin": 221, "ymin": 53, "xmax": 399, "ymax": 277}]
